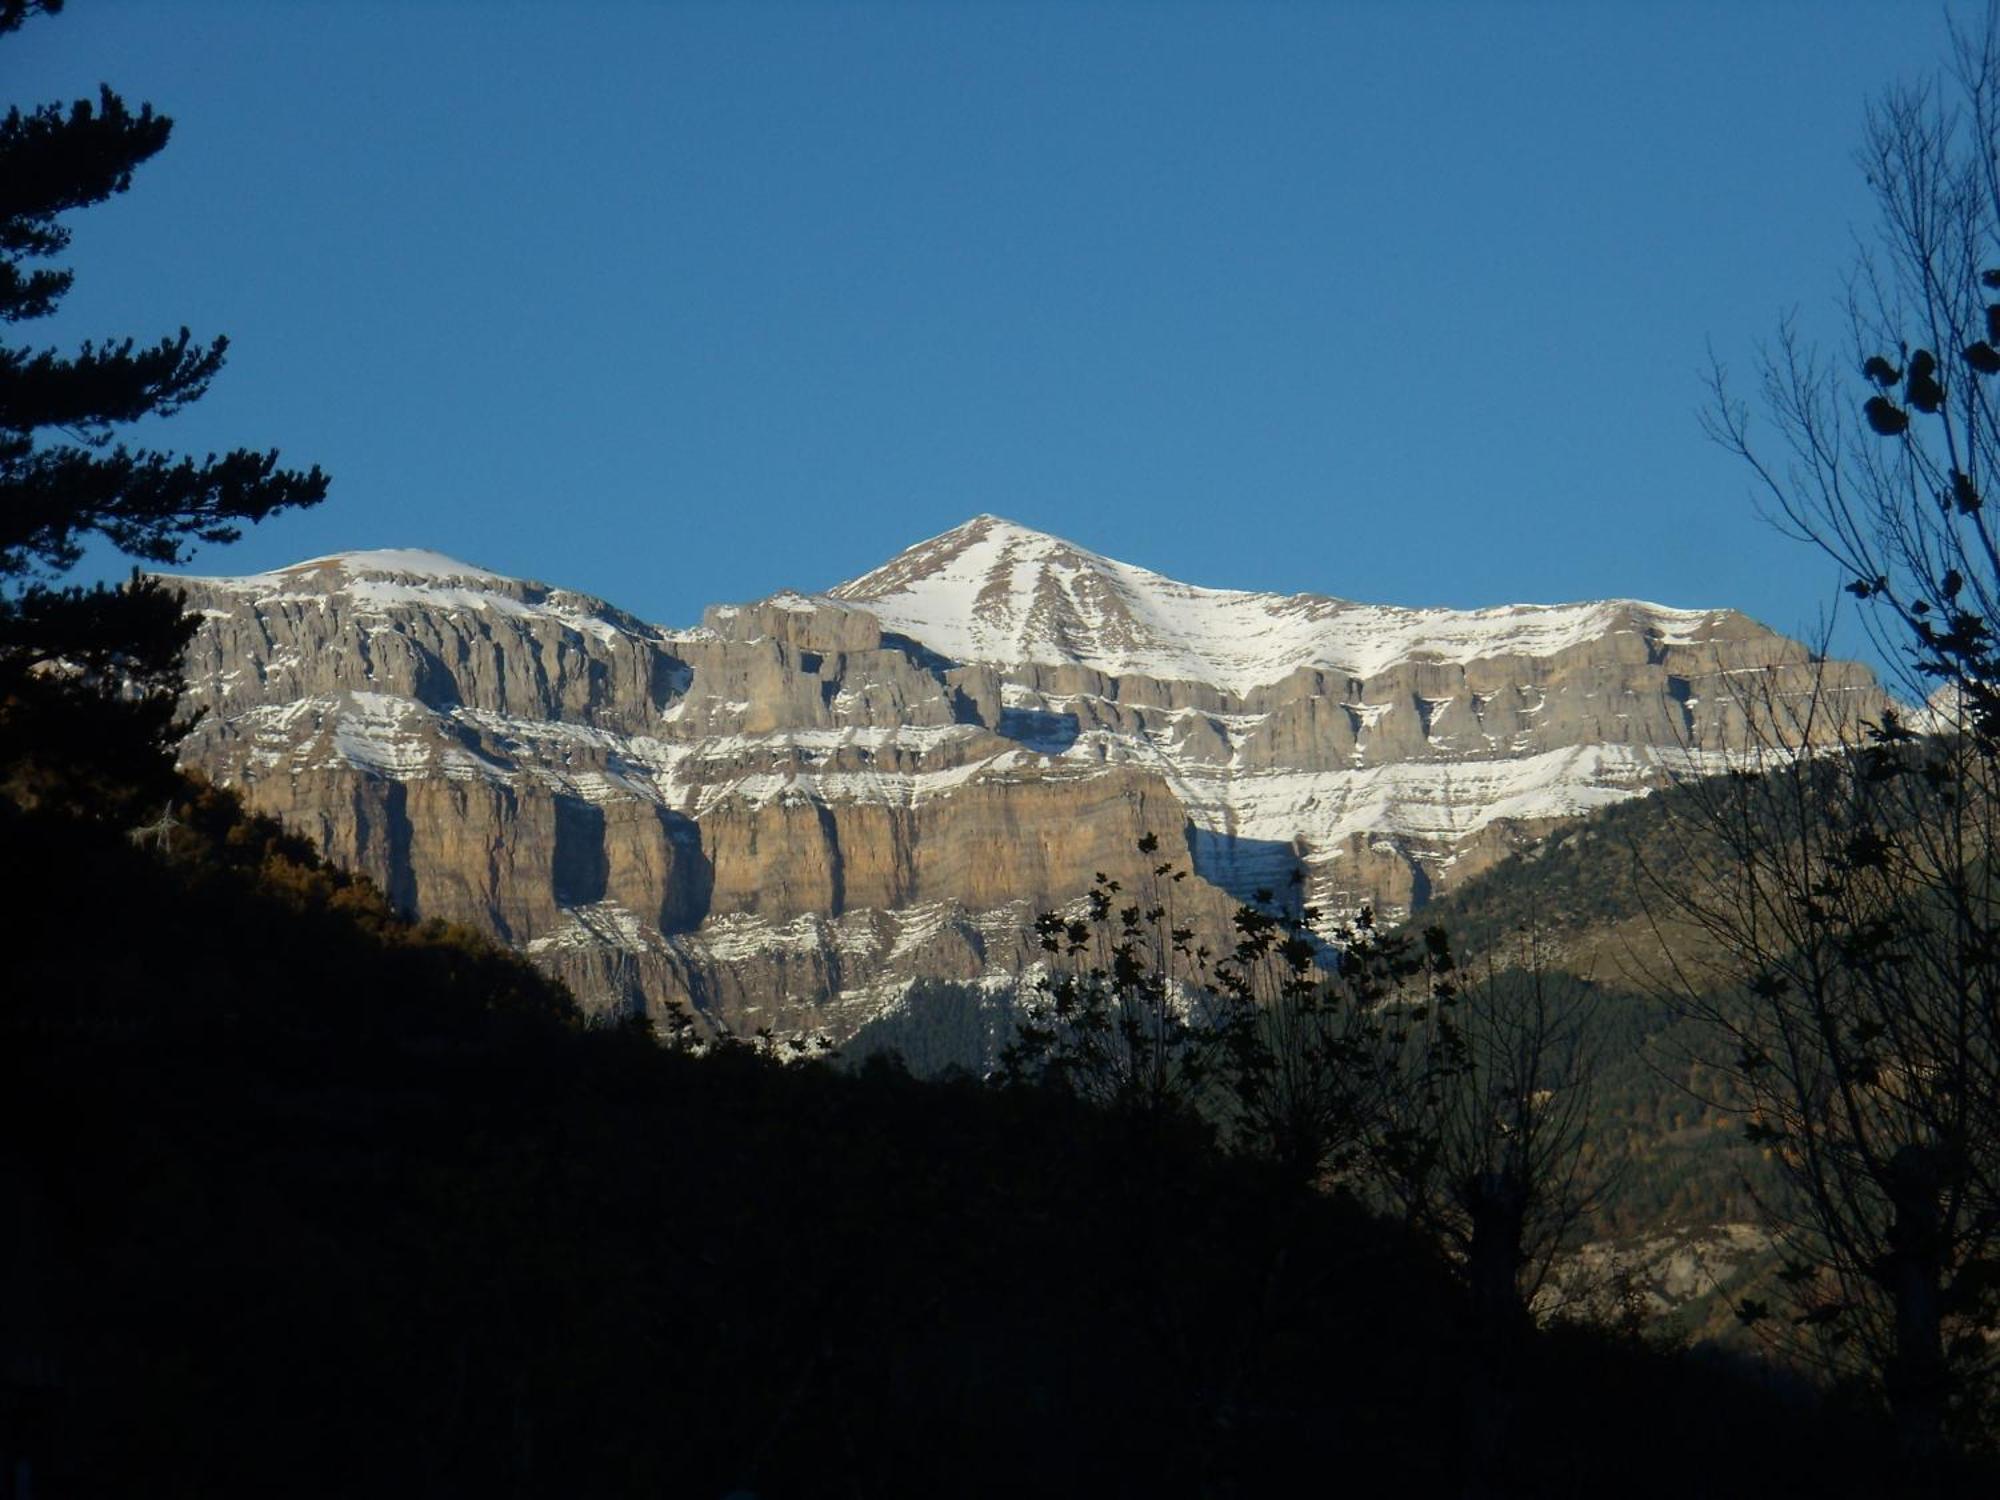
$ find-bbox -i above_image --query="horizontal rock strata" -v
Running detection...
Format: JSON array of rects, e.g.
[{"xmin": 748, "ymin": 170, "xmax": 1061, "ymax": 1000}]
[{"xmin": 165, "ymin": 522, "xmax": 1882, "ymax": 1038}]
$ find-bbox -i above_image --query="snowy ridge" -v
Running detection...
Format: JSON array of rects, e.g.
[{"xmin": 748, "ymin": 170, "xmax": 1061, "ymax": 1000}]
[
  {"xmin": 182, "ymin": 548, "xmax": 509, "ymax": 589},
  {"xmin": 173, "ymin": 548, "xmax": 640, "ymax": 645},
  {"xmin": 831, "ymin": 515, "xmax": 1739, "ymax": 694}
]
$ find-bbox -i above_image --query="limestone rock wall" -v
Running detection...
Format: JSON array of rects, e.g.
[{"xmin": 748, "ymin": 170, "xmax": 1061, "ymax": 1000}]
[{"xmin": 162, "ymin": 548, "xmax": 1886, "ymax": 1040}]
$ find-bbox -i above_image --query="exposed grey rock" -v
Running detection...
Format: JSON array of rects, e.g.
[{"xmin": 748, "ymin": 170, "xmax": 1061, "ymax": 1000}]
[{"xmin": 162, "ymin": 525, "xmax": 1884, "ymax": 1039}]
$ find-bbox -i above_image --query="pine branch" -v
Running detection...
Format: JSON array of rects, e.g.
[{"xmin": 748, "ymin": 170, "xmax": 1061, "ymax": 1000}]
[
  {"xmin": 0, "ymin": 329, "xmax": 228, "ymax": 434},
  {"xmin": 0, "ymin": 443, "xmax": 329, "ymax": 576}
]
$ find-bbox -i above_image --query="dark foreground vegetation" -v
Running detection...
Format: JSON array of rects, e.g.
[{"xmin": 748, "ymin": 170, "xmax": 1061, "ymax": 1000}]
[{"xmin": 2, "ymin": 783, "xmax": 1983, "ymax": 1498}]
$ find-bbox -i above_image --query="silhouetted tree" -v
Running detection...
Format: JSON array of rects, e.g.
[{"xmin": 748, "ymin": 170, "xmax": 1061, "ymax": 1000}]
[
  {"xmin": 1649, "ymin": 690, "xmax": 2000, "ymax": 1460},
  {"xmin": 1003, "ymin": 835, "xmax": 1249, "ymax": 1129},
  {"xmin": 1003, "ymin": 844, "xmax": 1463, "ymax": 1184},
  {"xmin": 1368, "ymin": 925, "xmax": 1601, "ymax": 1340},
  {"xmin": 1002, "ymin": 839, "xmax": 1609, "ymax": 1325},
  {"xmin": 0, "ymin": 0, "xmax": 326, "ymax": 816},
  {"xmin": 1695, "ymin": 7, "xmax": 2000, "ymax": 1457},
  {"xmin": 1218, "ymin": 896, "xmax": 1454, "ymax": 1195},
  {"xmin": 1705, "ymin": 8, "xmax": 2000, "ymax": 747}
]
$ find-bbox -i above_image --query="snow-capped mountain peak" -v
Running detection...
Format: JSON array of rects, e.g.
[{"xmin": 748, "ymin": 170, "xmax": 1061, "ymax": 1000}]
[
  {"xmin": 160, "ymin": 513, "xmax": 1884, "ymax": 1039},
  {"xmin": 828, "ymin": 514, "xmax": 1745, "ymax": 694}
]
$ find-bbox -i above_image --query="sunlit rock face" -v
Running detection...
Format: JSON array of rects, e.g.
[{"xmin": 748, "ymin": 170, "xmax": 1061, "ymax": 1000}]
[{"xmin": 166, "ymin": 518, "xmax": 1882, "ymax": 1036}]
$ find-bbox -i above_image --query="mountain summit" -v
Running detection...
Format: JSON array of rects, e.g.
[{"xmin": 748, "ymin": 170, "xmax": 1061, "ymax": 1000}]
[
  {"xmin": 830, "ymin": 515, "xmax": 1747, "ymax": 694},
  {"xmin": 159, "ymin": 519, "xmax": 1883, "ymax": 1039}
]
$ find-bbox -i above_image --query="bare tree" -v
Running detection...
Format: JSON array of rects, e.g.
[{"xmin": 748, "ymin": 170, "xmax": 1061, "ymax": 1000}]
[
  {"xmin": 1648, "ymin": 673, "xmax": 2000, "ymax": 1458},
  {"xmin": 1693, "ymin": 16, "xmax": 2000, "ymax": 1438},
  {"xmin": 1705, "ymin": 7, "xmax": 2000, "ymax": 741},
  {"xmin": 1367, "ymin": 925, "xmax": 1602, "ymax": 1338}
]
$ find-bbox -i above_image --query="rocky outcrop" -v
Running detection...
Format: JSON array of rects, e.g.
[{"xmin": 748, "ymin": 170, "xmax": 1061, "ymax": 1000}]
[{"xmin": 162, "ymin": 525, "xmax": 1884, "ymax": 1039}]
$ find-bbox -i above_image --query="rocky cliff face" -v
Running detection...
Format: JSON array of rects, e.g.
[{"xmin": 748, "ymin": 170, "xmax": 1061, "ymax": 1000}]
[{"xmin": 165, "ymin": 521, "xmax": 1882, "ymax": 1037}]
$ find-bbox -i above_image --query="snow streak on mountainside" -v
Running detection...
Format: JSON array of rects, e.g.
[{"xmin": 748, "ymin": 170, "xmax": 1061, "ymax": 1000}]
[
  {"xmin": 831, "ymin": 516, "xmax": 1742, "ymax": 694},
  {"xmin": 162, "ymin": 517, "xmax": 1886, "ymax": 1038}
]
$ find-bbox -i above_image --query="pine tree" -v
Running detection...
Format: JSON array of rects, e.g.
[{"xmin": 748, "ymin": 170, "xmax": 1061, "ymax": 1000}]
[{"xmin": 0, "ymin": 0, "xmax": 327, "ymax": 815}]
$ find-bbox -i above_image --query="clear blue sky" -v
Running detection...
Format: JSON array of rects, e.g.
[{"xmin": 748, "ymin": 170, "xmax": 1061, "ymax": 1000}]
[{"xmin": 16, "ymin": 1, "xmax": 1984, "ymax": 662}]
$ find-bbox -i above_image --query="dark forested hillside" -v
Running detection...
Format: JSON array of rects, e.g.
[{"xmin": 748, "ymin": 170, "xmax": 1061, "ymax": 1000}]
[
  {"xmin": 1417, "ymin": 780, "xmax": 1784, "ymax": 1243},
  {"xmin": 3, "ymin": 778, "xmax": 1985, "ymax": 1495},
  {"xmin": 1421, "ymin": 779, "xmax": 1722, "ymax": 958}
]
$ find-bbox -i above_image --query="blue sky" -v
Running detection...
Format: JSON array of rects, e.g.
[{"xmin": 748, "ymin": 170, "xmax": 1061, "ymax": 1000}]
[{"xmin": 15, "ymin": 1, "xmax": 1983, "ymax": 663}]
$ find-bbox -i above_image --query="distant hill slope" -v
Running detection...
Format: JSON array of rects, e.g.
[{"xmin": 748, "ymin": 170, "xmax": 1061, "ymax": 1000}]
[
  {"xmin": 1419, "ymin": 763, "xmax": 1769, "ymax": 983},
  {"xmin": 1415, "ymin": 772, "xmax": 1789, "ymax": 1246}
]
